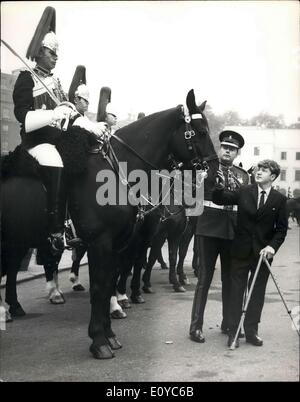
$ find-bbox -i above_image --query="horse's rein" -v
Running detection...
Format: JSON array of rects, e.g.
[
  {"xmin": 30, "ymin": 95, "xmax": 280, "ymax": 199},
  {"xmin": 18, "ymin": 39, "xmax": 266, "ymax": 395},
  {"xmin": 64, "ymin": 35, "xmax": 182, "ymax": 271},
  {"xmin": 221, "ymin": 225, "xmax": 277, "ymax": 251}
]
[{"xmin": 106, "ymin": 137, "xmax": 185, "ymax": 222}]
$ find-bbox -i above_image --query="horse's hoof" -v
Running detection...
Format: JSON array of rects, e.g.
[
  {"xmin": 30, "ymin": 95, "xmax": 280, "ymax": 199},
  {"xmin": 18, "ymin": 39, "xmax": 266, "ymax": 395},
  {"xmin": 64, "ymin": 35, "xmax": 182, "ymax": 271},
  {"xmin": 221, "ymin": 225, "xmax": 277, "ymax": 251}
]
[
  {"xmin": 173, "ymin": 285, "xmax": 186, "ymax": 293},
  {"xmin": 130, "ymin": 295, "xmax": 145, "ymax": 304},
  {"xmin": 72, "ymin": 284, "xmax": 85, "ymax": 291},
  {"xmin": 142, "ymin": 286, "xmax": 155, "ymax": 294},
  {"xmin": 89, "ymin": 343, "xmax": 115, "ymax": 359},
  {"xmin": 111, "ymin": 310, "xmax": 127, "ymax": 319},
  {"xmin": 6, "ymin": 311, "xmax": 13, "ymax": 322},
  {"xmin": 106, "ymin": 336, "xmax": 122, "ymax": 350},
  {"xmin": 118, "ymin": 299, "xmax": 131, "ymax": 309},
  {"xmin": 179, "ymin": 278, "xmax": 190, "ymax": 286},
  {"xmin": 50, "ymin": 291, "xmax": 65, "ymax": 304},
  {"xmin": 9, "ymin": 303, "xmax": 26, "ymax": 317},
  {"xmin": 160, "ymin": 264, "xmax": 168, "ymax": 270}
]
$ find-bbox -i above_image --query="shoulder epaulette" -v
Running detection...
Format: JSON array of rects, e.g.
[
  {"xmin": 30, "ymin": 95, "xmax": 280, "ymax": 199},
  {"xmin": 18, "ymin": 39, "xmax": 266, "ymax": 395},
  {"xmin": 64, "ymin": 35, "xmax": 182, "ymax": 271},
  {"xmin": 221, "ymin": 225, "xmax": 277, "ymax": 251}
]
[{"xmin": 233, "ymin": 164, "xmax": 248, "ymax": 175}]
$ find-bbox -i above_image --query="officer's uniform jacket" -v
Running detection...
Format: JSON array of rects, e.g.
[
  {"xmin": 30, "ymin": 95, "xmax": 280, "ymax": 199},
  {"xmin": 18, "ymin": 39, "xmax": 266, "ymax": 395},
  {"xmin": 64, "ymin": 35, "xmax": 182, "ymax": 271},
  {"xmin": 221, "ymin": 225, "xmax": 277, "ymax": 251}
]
[
  {"xmin": 195, "ymin": 162, "xmax": 249, "ymax": 239},
  {"xmin": 13, "ymin": 67, "xmax": 68, "ymax": 149}
]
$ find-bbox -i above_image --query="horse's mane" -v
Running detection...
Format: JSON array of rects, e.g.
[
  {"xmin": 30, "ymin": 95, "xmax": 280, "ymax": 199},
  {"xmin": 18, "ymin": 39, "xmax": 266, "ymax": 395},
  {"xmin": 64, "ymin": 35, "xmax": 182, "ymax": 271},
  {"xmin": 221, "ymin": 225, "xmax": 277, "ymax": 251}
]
[{"xmin": 115, "ymin": 106, "xmax": 183, "ymax": 140}]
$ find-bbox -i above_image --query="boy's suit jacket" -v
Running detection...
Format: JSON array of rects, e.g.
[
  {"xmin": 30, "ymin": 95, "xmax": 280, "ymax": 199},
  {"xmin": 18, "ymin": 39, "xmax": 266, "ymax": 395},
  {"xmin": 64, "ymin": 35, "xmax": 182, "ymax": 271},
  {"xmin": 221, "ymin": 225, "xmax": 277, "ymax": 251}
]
[{"xmin": 212, "ymin": 184, "xmax": 288, "ymax": 259}]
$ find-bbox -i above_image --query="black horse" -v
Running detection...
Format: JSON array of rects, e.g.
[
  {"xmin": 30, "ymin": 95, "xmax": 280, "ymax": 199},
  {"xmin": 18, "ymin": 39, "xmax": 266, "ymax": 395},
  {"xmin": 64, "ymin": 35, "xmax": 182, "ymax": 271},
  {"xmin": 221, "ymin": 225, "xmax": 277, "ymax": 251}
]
[
  {"xmin": 141, "ymin": 209, "xmax": 196, "ymax": 294},
  {"xmin": 1, "ymin": 171, "xmax": 65, "ymax": 318},
  {"xmin": 1, "ymin": 90, "xmax": 218, "ymax": 359},
  {"xmin": 287, "ymin": 197, "xmax": 300, "ymax": 226}
]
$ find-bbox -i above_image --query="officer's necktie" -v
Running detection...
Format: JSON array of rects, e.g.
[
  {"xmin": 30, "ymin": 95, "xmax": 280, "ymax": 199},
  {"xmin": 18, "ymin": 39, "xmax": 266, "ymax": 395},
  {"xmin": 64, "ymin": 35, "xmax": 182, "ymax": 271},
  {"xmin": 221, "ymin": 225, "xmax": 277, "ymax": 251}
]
[{"xmin": 258, "ymin": 190, "xmax": 266, "ymax": 209}]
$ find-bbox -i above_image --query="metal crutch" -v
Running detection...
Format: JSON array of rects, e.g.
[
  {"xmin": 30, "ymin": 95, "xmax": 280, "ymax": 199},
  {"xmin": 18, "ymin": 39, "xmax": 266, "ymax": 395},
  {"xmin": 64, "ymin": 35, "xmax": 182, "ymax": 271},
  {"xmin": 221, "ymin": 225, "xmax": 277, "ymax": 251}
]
[
  {"xmin": 229, "ymin": 254, "xmax": 264, "ymax": 350},
  {"xmin": 263, "ymin": 256, "xmax": 300, "ymax": 336}
]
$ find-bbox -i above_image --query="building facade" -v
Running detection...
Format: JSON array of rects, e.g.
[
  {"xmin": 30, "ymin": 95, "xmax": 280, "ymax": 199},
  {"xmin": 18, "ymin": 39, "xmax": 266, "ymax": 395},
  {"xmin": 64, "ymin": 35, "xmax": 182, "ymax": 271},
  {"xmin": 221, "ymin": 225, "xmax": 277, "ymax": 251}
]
[
  {"xmin": 226, "ymin": 126, "xmax": 300, "ymax": 197},
  {"xmin": 1, "ymin": 72, "xmax": 21, "ymax": 155}
]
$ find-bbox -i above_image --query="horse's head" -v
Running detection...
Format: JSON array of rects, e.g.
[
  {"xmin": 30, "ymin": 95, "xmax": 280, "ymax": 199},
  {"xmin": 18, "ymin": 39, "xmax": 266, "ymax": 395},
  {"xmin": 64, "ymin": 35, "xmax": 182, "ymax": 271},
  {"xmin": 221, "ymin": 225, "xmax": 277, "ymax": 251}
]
[{"xmin": 171, "ymin": 89, "xmax": 218, "ymax": 172}]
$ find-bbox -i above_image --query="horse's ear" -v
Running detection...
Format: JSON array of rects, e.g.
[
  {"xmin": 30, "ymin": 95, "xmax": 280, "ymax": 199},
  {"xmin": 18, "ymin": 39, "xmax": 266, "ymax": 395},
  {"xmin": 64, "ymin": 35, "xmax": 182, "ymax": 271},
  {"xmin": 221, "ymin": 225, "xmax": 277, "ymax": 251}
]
[
  {"xmin": 198, "ymin": 100, "xmax": 207, "ymax": 112},
  {"xmin": 186, "ymin": 89, "xmax": 197, "ymax": 113}
]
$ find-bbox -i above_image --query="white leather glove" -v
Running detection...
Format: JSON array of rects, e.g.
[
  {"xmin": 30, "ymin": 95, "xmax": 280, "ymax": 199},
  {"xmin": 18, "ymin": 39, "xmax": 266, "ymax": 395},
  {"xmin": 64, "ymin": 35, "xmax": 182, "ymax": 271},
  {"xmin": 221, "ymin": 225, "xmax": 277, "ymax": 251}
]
[
  {"xmin": 215, "ymin": 168, "xmax": 225, "ymax": 189},
  {"xmin": 91, "ymin": 122, "xmax": 108, "ymax": 137},
  {"xmin": 52, "ymin": 105, "xmax": 73, "ymax": 123}
]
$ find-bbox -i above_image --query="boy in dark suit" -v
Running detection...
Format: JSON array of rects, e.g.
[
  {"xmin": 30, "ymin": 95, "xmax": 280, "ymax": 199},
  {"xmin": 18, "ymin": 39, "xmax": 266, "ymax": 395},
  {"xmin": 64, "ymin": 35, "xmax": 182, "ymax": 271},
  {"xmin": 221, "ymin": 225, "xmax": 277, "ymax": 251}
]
[{"xmin": 212, "ymin": 160, "xmax": 288, "ymax": 347}]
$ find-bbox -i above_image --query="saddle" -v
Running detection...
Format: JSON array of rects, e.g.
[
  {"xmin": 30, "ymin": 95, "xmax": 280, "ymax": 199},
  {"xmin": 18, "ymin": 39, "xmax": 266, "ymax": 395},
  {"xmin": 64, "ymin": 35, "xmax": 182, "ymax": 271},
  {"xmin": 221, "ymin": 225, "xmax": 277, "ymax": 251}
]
[
  {"xmin": 55, "ymin": 125, "xmax": 101, "ymax": 175},
  {"xmin": 1, "ymin": 145, "xmax": 42, "ymax": 181},
  {"xmin": 1, "ymin": 126, "xmax": 102, "ymax": 180}
]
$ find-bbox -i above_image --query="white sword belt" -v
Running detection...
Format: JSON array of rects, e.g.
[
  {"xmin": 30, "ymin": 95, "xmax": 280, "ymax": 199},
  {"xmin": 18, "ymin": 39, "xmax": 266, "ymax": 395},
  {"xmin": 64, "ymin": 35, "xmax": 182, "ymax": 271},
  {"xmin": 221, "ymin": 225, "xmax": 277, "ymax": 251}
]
[{"xmin": 203, "ymin": 200, "xmax": 238, "ymax": 212}]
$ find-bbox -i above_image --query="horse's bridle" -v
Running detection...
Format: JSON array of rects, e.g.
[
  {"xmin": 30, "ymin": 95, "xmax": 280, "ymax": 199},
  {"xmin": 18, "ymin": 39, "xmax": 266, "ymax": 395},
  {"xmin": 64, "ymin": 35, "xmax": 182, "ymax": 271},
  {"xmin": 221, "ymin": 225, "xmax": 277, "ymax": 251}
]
[
  {"xmin": 180, "ymin": 105, "xmax": 218, "ymax": 172},
  {"xmin": 101, "ymin": 105, "xmax": 217, "ymax": 221}
]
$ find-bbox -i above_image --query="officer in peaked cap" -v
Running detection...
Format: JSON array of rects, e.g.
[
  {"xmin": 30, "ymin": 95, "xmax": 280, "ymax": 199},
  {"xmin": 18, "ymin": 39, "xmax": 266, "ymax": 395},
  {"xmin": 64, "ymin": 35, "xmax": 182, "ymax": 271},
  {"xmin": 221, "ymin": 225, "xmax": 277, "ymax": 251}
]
[
  {"xmin": 189, "ymin": 129, "xmax": 249, "ymax": 344},
  {"xmin": 219, "ymin": 130, "xmax": 245, "ymax": 149},
  {"xmin": 13, "ymin": 6, "xmax": 75, "ymax": 256}
]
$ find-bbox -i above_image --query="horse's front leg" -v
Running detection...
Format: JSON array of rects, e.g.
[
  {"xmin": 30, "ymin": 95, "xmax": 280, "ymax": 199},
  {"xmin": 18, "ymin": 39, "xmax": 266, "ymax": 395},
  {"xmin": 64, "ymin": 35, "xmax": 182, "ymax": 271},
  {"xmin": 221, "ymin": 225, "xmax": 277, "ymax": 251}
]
[
  {"xmin": 157, "ymin": 247, "xmax": 168, "ymax": 270},
  {"xmin": 116, "ymin": 260, "xmax": 131, "ymax": 310},
  {"xmin": 168, "ymin": 236, "xmax": 185, "ymax": 293},
  {"xmin": 143, "ymin": 232, "xmax": 166, "ymax": 293},
  {"xmin": 130, "ymin": 246, "xmax": 146, "ymax": 304},
  {"xmin": 43, "ymin": 249, "xmax": 65, "ymax": 304},
  {"xmin": 4, "ymin": 245, "xmax": 28, "ymax": 317},
  {"xmin": 69, "ymin": 245, "xmax": 86, "ymax": 291},
  {"xmin": 177, "ymin": 224, "xmax": 195, "ymax": 285},
  {"xmin": 87, "ymin": 235, "xmax": 119, "ymax": 359}
]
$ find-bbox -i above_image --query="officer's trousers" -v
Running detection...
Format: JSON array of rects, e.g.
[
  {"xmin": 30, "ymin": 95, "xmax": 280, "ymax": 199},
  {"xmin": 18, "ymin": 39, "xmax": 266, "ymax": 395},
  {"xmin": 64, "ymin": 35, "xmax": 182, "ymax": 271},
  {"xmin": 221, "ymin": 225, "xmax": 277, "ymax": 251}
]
[{"xmin": 190, "ymin": 235, "xmax": 232, "ymax": 334}]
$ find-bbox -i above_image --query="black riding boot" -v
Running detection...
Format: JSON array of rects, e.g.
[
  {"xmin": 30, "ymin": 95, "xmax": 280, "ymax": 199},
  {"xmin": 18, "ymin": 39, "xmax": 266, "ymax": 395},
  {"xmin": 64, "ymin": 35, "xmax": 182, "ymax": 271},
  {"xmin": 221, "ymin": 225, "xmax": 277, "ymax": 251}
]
[{"xmin": 40, "ymin": 166, "xmax": 67, "ymax": 254}]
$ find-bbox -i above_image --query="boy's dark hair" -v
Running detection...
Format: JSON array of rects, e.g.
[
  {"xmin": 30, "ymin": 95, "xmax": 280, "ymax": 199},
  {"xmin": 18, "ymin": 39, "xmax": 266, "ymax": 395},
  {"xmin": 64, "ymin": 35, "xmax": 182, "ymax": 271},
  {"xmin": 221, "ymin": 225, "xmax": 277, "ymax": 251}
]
[{"xmin": 257, "ymin": 159, "xmax": 281, "ymax": 179}]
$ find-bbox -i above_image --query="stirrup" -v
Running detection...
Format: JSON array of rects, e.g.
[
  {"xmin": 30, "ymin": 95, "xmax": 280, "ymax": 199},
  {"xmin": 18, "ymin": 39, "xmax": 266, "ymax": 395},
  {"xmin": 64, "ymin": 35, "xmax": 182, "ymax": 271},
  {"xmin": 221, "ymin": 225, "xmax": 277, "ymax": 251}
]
[
  {"xmin": 66, "ymin": 237, "xmax": 84, "ymax": 248},
  {"xmin": 48, "ymin": 232, "xmax": 65, "ymax": 254},
  {"xmin": 64, "ymin": 219, "xmax": 84, "ymax": 248}
]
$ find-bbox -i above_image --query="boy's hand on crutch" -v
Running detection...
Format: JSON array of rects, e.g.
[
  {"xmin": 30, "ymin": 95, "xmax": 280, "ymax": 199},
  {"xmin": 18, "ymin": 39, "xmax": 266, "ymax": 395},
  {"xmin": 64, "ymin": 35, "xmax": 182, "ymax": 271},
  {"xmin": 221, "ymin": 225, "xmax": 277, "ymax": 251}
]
[{"xmin": 260, "ymin": 245, "xmax": 275, "ymax": 260}]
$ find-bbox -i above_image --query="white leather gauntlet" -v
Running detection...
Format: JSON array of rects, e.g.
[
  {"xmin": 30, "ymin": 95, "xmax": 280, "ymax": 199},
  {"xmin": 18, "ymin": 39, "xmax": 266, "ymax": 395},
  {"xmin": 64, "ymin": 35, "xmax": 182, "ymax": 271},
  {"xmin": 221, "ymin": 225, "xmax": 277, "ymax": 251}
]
[
  {"xmin": 25, "ymin": 106, "xmax": 74, "ymax": 133},
  {"xmin": 25, "ymin": 110, "xmax": 55, "ymax": 133}
]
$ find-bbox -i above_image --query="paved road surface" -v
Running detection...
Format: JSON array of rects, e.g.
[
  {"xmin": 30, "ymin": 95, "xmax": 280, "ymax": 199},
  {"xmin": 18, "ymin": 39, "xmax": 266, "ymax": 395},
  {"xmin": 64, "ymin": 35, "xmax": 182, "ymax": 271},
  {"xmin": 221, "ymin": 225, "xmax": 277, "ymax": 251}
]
[{"xmin": 0, "ymin": 222, "xmax": 299, "ymax": 382}]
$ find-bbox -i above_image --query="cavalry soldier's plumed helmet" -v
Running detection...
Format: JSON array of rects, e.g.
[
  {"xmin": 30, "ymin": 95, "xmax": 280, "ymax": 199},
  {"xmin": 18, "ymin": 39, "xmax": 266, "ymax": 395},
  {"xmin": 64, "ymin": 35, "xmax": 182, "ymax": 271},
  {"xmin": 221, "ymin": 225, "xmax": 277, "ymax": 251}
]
[
  {"xmin": 68, "ymin": 65, "xmax": 89, "ymax": 104},
  {"xmin": 219, "ymin": 130, "xmax": 245, "ymax": 149},
  {"xmin": 26, "ymin": 6, "xmax": 58, "ymax": 61},
  {"xmin": 97, "ymin": 87, "xmax": 111, "ymax": 122},
  {"xmin": 106, "ymin": 102, "xmax": 117, "ymax": 118}
]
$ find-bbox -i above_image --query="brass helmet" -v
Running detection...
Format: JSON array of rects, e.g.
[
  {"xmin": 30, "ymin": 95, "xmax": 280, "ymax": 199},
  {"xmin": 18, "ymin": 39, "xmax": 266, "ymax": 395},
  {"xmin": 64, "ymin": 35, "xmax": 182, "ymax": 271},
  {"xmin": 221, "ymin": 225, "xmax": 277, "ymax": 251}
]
[
  {"xmin": 68, "ymin": 65, "xmax": 89, "ymax": 104},
  {"xmin": 26, "ymin": 6, "xmax": 58, "ymax": 61}
]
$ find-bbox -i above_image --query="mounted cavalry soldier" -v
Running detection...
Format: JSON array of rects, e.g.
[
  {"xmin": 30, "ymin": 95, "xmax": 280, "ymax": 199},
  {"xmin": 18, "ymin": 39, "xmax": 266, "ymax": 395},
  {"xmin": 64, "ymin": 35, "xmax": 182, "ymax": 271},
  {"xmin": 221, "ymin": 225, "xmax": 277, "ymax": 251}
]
[
  {"xmin": 69, "ymin": 65, "xmax": 107, "ymax": 138},
  {"xmin": 190, "ymin": 130, "xmax": 249, "ymax": 343},
  {"xmin": 97, "ymin": 86, "xmax": 118, "ymax": 137},
  {"xmin": 12, "ymin": 6, "xmax": 77, "ymax": 254},
  {"xmin": 12, "ymin": 8, "xmax": 106, "ymax": 256}
]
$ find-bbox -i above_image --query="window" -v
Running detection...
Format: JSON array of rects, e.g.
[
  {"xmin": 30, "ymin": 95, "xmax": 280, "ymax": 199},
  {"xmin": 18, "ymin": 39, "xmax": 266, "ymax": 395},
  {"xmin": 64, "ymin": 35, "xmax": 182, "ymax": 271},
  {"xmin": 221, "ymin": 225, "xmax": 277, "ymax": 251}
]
[
  {"xmin": 295, "ymin": 170, "xmax": 300, "ymax": 181},
  {"xmin": 280, "ymin": 170, "xmax": 286, "ymax": 181},
  {"xmin": 2, "ymin": 108, "xmax": 10, "ymax": 119},
  {"xmin": 2, "ymin": 124, "xmax": 9, "ymax": 132},
  {"xmin": 1, "ymin": 140, "xmax": 9, "ymax": 153},
  {"xmin": 296, "ymin": 152, "xmax": 300, "ymax": 160},
  {"xmin": 281, "ymin": 152, "xmax": 287, "ymax": 160},
  {"xmin": 254, "ymin": 147, "xmax": 260, "ymax": 156}
]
